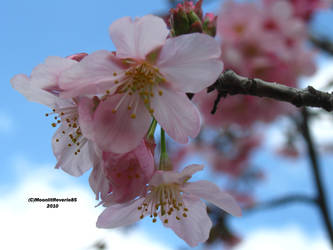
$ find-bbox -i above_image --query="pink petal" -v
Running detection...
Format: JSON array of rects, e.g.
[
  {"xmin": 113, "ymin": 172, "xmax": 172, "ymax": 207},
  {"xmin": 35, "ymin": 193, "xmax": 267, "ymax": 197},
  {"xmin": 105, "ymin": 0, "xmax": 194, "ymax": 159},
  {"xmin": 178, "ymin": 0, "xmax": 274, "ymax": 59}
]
[
  {"xmin": 161, "ymin": 194, "xmax": 212, "ymax": 247},
  {"xmin": 59, "ymin": 50, "xmax": 124, "ymax": 98},
  {"xmin": 52, "ymin": 124, "xmax": 95, "ymax": 176},
  {"xmin": 78, "ymin": 97, "xmax": 97, "ymax": 141},
  {"xmin": 31, "ymin": 56, "xmax": 77, "ymax": 89},
  {"xmin": 93, "ymin": 94, "xmax": 151, "ymax": 153},
  {"xmin": 152, "ymin": 87, "xmax": 201, "ymax": 144},
  {"xmin": 96, "ymin": 198, "xmax": 144, "ymax": 228},
  {"xmin": 10, "ymin": 74, "xmax": 57, "ymax": 107},
  {"xmin": 157, "ymin": 33, "xmax": 223, "ymax": 93},
  {"xmin": 89, "ymin": 162, "xmax": 110, "ymax": 200},
  {"xmin": 109, "ymin": 15, "xmax": 169, "ymax": 59},
  {"xmin": 133, "ymin": 140, "xmax": 155, "ymax": 179},
  {"xmin": 183, "ymin": 180, "xmax": 242, "ymax": 217},
  {"xmin": 102, "ymin": 141, "xmax": 154, "ymax": 204}
]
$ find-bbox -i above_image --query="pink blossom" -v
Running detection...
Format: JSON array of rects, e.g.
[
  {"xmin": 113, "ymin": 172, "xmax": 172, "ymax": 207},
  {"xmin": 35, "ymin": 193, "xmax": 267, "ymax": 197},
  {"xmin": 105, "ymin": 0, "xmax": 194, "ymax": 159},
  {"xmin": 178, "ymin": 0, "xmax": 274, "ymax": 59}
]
[
  {"xmin": 89, "ymin": 139, "xmax": 155, "ymax": 204},
  {"xmin": 96, "ymin": 164, "xmax": 241, "ymax": 247},
  {"xmin": 59, "ymin": 15, "xmax": 223, "ymax": 154},
  {"xmin": 11, "ymin": 55, "xmax": 101, "ymax": 176},
  {"xmin": 204, "ymin": 0, "xmax": 316, "ymax": 127},
  {"xmin": 263, "ymin": 0, "xmax": 332, "ymax": 20}
]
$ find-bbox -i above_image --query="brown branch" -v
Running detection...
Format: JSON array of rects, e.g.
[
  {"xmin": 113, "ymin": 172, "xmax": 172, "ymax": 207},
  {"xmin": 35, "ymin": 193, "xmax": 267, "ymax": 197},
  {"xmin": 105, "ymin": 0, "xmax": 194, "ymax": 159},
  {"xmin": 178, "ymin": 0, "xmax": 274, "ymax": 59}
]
[
  {"xmin": 208, "ymin": 70, "xmax": 333, "ymax": 113},
  {"xmin": 299, "ymin": 108, "xmax": 333, "ymax": 247}
]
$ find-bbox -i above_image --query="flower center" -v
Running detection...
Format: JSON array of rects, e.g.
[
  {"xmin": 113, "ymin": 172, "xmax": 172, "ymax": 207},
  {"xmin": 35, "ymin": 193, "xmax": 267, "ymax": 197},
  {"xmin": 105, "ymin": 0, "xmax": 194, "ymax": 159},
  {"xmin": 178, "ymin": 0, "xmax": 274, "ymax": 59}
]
[
  {"xmin": 46, "ymin": 106, "xmax": 86, "ymax": 155},
  {"xmin": 109, "ymin": 62, "xmax": 166, "ymax": 118},
  {"xmin": 137, "ymin": 184, "xmax": 189, "ymax": 224}
]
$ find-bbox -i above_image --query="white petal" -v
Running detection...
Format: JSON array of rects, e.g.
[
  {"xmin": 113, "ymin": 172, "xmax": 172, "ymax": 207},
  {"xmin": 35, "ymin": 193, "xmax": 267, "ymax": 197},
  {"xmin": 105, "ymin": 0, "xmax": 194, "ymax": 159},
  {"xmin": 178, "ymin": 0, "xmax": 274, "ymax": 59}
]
[
  {"xmin": 109, "ymin": 15, "xmax": 168, "ymax": 59},
  {"xmin": 151, "ymin": 86, "xmax": 201, "ymax": 144},
  {"xmin": 10, "ymin": 74, "xmax": 57, "ymax": 107},
  {"xmin": 96, "ymin": 198, "xmax": 144, "ymax": 228},
  {"xmin": 183, "ymin": 180, "xmax": 242, "ymax": 217},
  {"xmin": 52, "ymin": 125, "xmax": 94, "ymax": 176},
  {"xmin": 157, "ymin": 33, "xmax": 223, "ymax": 93},
  {"xmin": 161, "ymin": 194, "xmax": 212, "ymax": 247},
  {"xmin": 59, "ymin": 50, "xmax": 124, "ymax": 97}
]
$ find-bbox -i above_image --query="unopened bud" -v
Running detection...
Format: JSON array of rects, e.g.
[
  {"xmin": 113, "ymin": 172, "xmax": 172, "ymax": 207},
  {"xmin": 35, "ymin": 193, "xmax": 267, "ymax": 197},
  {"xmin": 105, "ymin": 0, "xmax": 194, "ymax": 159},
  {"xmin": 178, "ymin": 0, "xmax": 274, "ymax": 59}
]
[
  {"xmin": 66, "ymin": 52, "xmax": 88, "ymax": 62},
  {"xmin": 203, "ymin": 13, "xmax": 217, "ymax": 37}
]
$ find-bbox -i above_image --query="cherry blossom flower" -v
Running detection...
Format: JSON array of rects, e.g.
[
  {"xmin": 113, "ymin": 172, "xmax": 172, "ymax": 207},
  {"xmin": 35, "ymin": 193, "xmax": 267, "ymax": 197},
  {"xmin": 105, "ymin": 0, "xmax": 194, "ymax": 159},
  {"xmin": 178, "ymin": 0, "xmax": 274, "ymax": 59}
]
[
  {"xmin": 10, "ymin": 55, "xmax": 100, "ymax": 176},
  {"xmin": 59, "ymin": 15, "xmax": 223, "ymax": 154},
  {"xmin": 263, "ymin": 0, "xmax": 333, "ymax": 20},
  {"xmin": 89, "ymin": 139, "xmax": 155, "ymax": 204},
  {"xmin": 96, "ymin": 164, "xmax": 241, "ymax": 247},
  {"xmin": 199, "ymin": 0, "xmax": 316, "ymax": 128}
]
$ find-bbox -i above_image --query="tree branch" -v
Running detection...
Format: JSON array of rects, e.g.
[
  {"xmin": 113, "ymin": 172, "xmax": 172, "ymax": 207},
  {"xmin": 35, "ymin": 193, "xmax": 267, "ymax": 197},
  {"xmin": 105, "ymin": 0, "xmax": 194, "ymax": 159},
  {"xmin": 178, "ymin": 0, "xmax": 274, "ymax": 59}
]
[
  {"xmin": 310, "ymin": 35, "xmax": 333, "ymax": 55},
  {"xmin": 208, "ymin": 70, "xmax": 333, "ymax": 113},
  {"xmin": 245, "ymin": 194, "xmax": 316, "ymax": 214},
  {"xmin": 299, "ymin": 108, "xmax": 333, "ymax": 247}
]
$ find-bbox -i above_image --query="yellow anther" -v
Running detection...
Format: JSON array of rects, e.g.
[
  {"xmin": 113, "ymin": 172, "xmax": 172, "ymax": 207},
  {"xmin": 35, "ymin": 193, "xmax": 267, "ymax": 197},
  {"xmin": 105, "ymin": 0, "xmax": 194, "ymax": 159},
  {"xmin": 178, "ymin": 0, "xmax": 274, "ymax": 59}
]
[
  {"xmin": 176, "ymin": 216, "xmax": 180, "ymax": 220},
  {"xmin": 68, "ymin": 144, "xmax": 72, "ymax": 147},
  {"xmin": 56, "ymin": 139, "xmax": 59, "ymax": 142},
  {"xmin": 164, "ymin": 219, "xmax": 168, "ymax": 224},
  {"xmin": 137, "ymin": 206, "xmax": 142, "ymax": 210},
  {"xmin": 106, "ymin": 90, "xmax": 110, "ymax": 94},
  {"xmin": 114, "ymin": 80, "xmax": 119, "ymax": 84},
  {"xmin": 149, "ymin": 108, "xmax": 154, "ymax": 114},
  {"xmin": 183, "ymin": 213, "xmax": 187, "ymax": 217},
  {"xmin": 113, "ymin": 72, "xmax": 117, "ymax": 76},
  {"xmin": 184, "ymin": 208, "xmax": 188, "ymax": 212},
  {"xmin": 131, "ymin": 114, "xmax": 136, "ymax": 119},
  {"xmin": 51, "ymin": 123, "xmax": 57, "ymax": 127},
  {"xmin": 112, "ymin": 109, "xmax": 117, "ymax": 114},
  {"xmin": 158, "ymin": 90, "xmax": 163, "ymax": 96},
  {"xmin": 140, "ymin": 215, "xmax": 144, "ymax": 219},
  {"xmin": 128, "ymin": 105, "xmax": 132, "ymax": 110},
  {"xmin": 152, "ymin": 218, "xmax": 157, "ymax": 223}
]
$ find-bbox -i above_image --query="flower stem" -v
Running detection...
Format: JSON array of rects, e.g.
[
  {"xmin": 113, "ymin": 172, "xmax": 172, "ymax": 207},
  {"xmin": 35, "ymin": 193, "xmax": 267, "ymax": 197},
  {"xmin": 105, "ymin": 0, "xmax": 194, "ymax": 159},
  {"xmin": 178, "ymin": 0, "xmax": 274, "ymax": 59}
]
[
  {"xmin": 146, "ymin": 118, "xmax": 158, "ymax": 140},
  {"xmin": 159, "ymin": 127, "xmax": 171, "ymax": 171}
]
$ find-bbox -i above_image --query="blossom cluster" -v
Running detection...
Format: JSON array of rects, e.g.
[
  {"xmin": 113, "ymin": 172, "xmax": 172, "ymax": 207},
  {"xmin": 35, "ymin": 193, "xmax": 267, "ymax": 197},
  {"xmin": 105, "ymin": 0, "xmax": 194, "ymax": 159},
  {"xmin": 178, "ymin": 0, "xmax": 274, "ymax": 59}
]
[
  {"xmin": 195, "ymin": 0, "xmax": 318, "ymax": 128},
  {"xmin": 11, "ymin": 14, "xmax": 241, "ymax": 247}
]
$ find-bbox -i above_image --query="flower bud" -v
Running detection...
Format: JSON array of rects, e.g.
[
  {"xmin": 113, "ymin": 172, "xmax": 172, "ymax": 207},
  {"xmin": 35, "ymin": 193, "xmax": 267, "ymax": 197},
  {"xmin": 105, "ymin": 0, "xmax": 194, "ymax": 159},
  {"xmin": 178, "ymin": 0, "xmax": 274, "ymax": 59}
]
[{"xmin": 169, "ymin": 0, "xmax": 206, "ymax": 36}]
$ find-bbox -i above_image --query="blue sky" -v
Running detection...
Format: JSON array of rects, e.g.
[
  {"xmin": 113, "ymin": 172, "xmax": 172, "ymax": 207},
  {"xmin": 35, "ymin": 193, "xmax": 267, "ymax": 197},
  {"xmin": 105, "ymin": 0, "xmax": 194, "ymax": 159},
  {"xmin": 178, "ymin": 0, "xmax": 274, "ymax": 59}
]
[{"xmin": 2, "ymin": 0, "xmax": 333, "ymax": 249}]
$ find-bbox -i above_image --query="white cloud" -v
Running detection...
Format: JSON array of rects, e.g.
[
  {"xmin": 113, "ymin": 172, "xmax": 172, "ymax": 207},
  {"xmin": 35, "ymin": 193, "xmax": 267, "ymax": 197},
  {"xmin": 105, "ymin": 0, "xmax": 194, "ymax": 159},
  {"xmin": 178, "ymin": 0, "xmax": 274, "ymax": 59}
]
[
  {"xmin": 235, "ymin": 226, "xmax": 330, "ymax": 250},
  {"xmin": 0, "ymin": 111, "xmax": 13, "ymax": 133},
  {"xmin": 0, "ymin": 159, "xmax": 171, "ymax": 250}
]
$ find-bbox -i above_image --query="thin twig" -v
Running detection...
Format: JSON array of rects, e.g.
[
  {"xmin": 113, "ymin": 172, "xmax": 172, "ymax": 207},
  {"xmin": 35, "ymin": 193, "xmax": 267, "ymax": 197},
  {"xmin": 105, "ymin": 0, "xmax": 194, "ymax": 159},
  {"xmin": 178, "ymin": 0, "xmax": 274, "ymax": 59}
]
[
  {"xmin": 245, "ymin": 194, "xmax": 316, "ymax": 214},
  {"xmin": 299, "ymin": 108, "xmax": 333, "ymax": 247}
]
